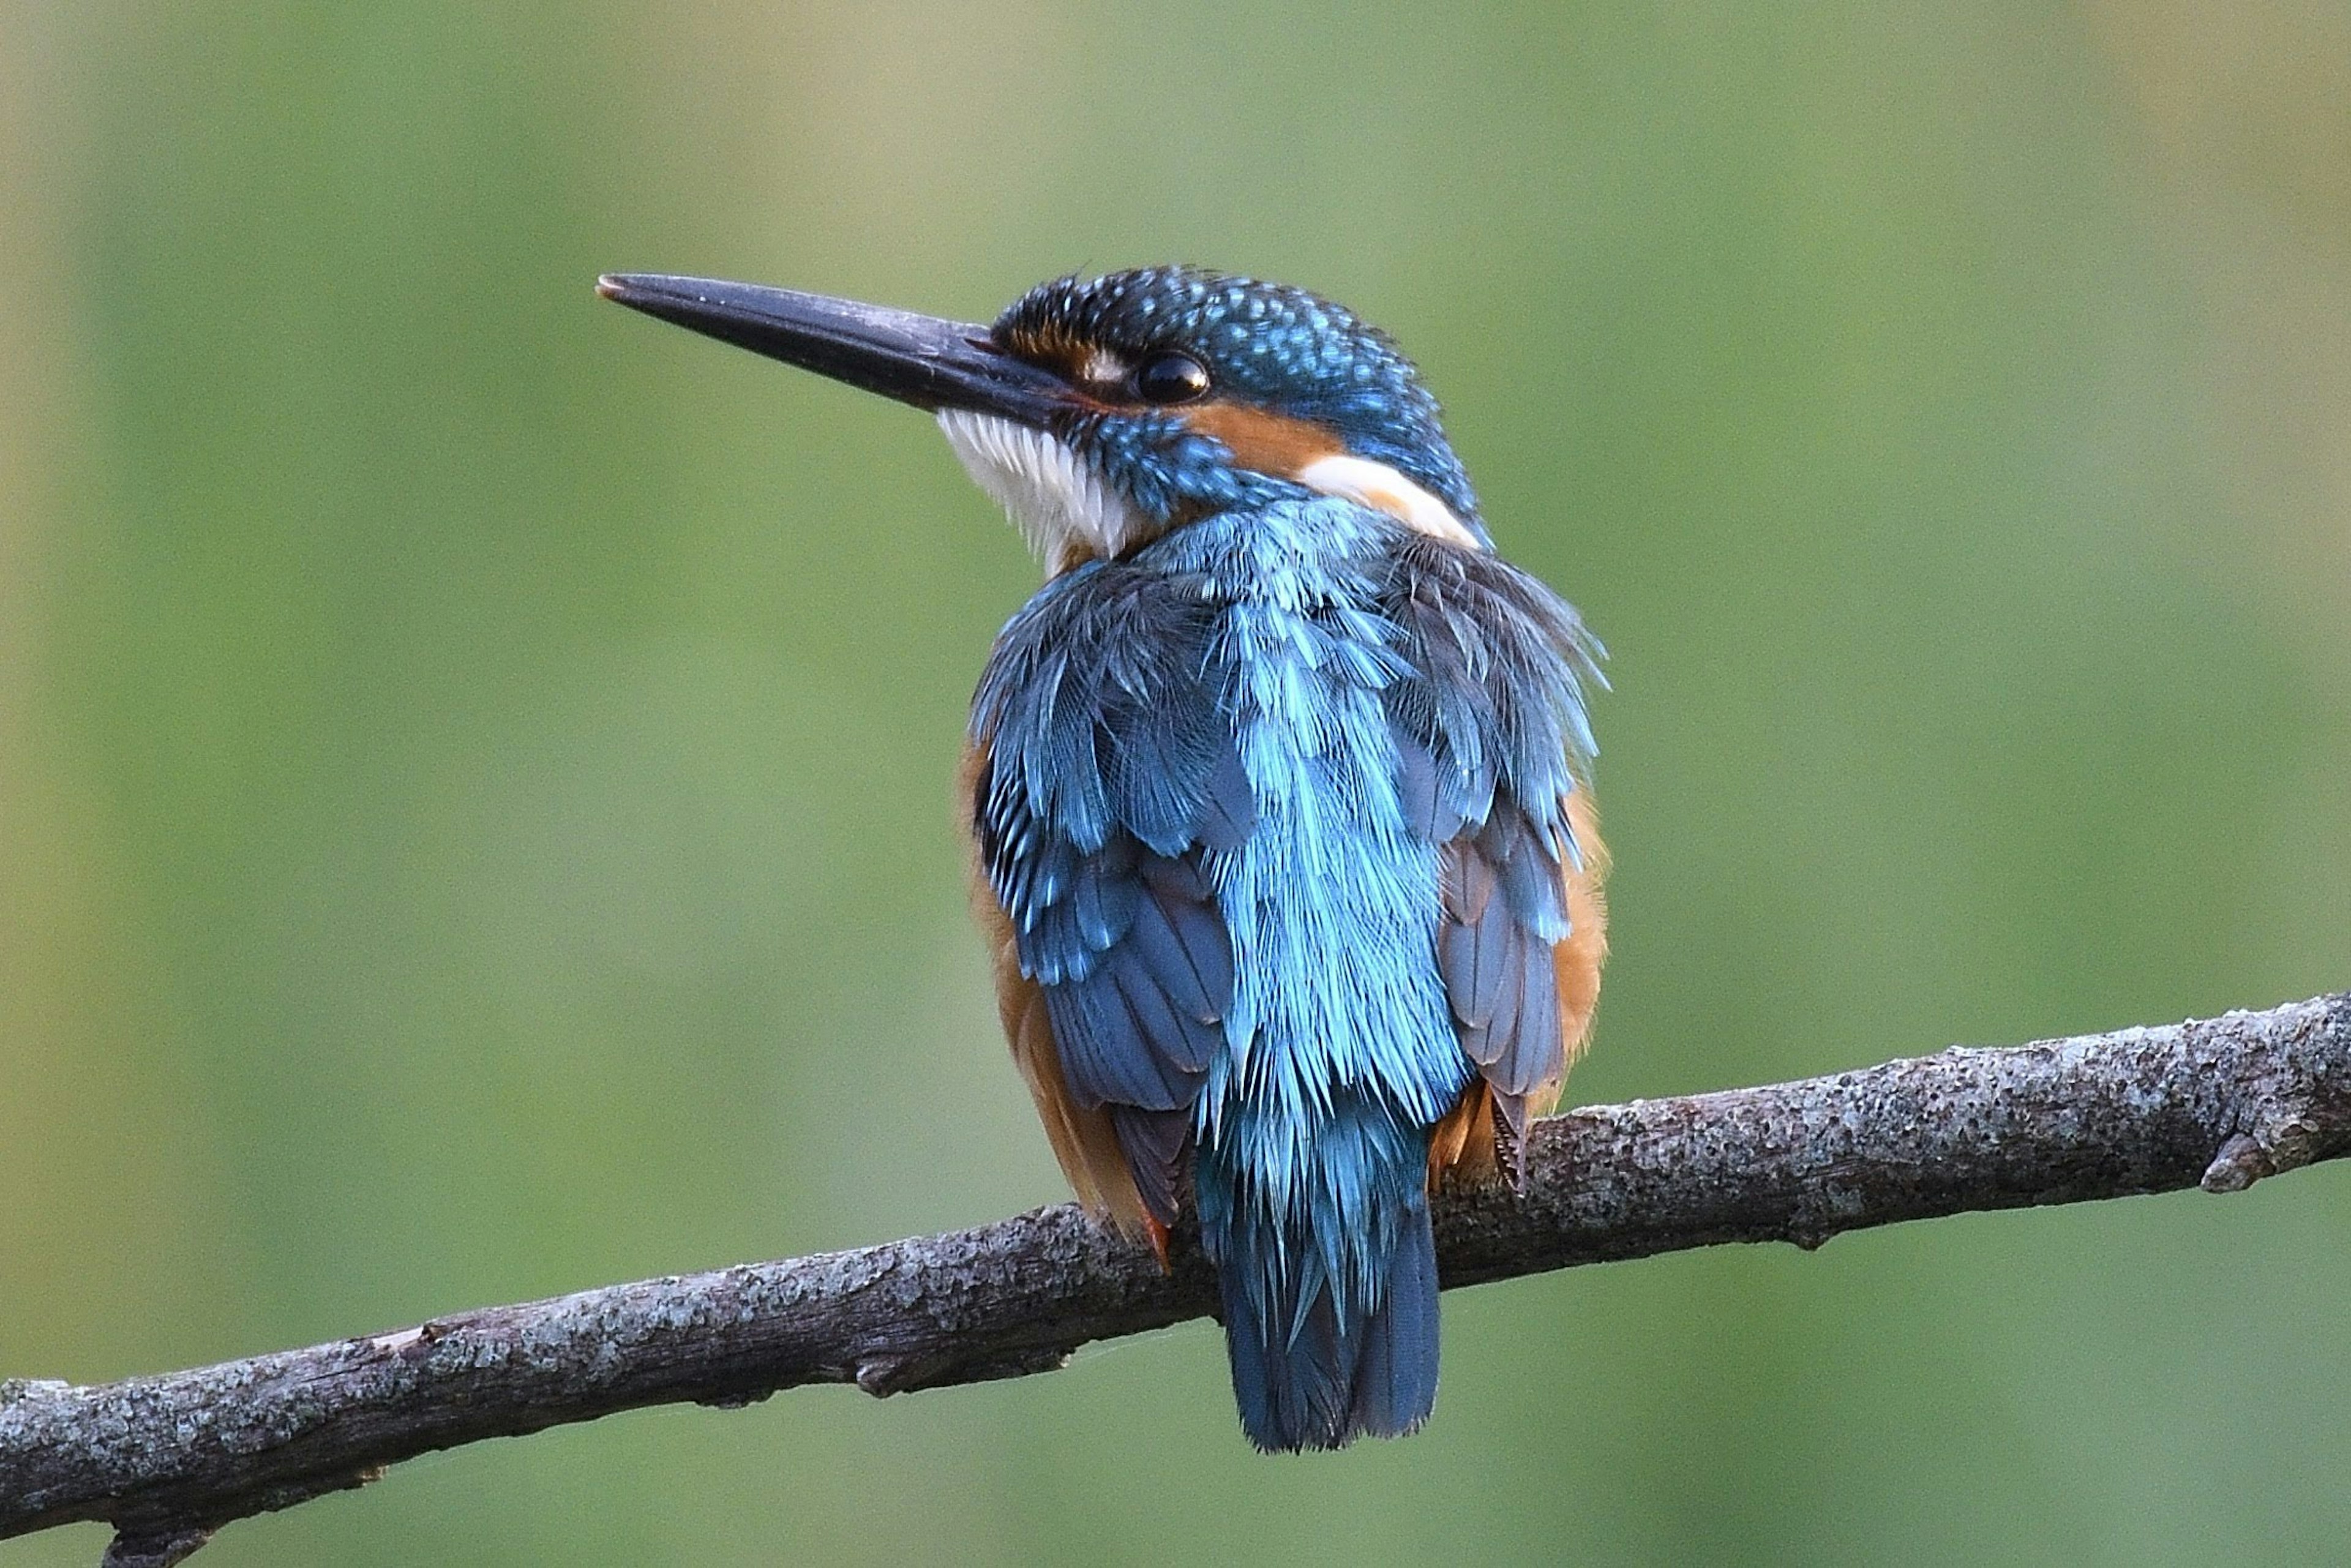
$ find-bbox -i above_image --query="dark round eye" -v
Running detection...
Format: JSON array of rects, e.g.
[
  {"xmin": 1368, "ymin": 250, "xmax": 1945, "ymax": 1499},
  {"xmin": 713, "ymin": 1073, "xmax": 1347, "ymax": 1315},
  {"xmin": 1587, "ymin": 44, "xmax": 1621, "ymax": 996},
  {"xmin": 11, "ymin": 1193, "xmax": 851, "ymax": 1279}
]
[{"xmin": 1134, "ymin": 351, "xmax": 1210, "ymax": 405}]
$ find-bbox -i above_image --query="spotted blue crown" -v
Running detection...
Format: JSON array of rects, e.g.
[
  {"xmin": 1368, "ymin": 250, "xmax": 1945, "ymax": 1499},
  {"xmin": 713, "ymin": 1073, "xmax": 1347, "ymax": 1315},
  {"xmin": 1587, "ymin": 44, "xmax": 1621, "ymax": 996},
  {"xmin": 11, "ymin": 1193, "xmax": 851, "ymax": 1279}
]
[{"xmin": 996, "ymin": 266, "xmax": 1483, "ymax": 529}]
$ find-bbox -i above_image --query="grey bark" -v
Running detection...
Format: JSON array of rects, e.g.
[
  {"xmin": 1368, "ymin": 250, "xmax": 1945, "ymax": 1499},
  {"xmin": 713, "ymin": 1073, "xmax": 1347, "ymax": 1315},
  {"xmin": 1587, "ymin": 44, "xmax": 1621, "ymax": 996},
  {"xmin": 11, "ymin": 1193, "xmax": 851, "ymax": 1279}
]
[{"xmin": 4, "ymin": 991, "xmax": 2347, "ymax": 1564}]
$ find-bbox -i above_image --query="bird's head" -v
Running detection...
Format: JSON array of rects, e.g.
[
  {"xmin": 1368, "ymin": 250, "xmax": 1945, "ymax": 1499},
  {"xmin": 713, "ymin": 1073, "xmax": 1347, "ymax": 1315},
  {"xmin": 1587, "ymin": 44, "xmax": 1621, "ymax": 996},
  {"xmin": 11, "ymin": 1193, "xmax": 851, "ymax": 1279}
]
[{"xmin": 599, "ymin": 265, "xmax": 1484, "ymax": 571}]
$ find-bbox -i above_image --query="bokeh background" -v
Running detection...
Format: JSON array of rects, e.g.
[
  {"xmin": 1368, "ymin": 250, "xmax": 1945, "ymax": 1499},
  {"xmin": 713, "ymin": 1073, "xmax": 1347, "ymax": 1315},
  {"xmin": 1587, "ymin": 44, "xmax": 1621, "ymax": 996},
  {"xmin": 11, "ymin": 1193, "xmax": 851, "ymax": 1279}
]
[{"xmin": 5, "ymin": 3, "xmax": 2349, "ymax": 1562}]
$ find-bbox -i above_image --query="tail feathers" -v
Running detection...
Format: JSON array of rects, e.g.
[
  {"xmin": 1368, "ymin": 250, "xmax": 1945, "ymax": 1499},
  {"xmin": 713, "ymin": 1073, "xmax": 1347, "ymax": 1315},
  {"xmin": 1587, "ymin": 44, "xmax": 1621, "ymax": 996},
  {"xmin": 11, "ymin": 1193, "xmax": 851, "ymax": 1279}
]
[
  {"xmin": 1344, "ymin": 1198, "xmax": 1440, "ymax": 1440},
  {"xmin": 1216, "ymin": 1194, "xmax": 1441, "ymax": 1452}
]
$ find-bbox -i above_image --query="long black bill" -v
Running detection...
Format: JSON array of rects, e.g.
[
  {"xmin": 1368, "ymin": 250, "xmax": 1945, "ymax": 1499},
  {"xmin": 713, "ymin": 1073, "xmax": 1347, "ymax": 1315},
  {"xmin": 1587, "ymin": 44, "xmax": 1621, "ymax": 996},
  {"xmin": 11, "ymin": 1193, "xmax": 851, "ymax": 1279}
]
[{"xmin": 597, "ymin": 273, "xmax": 1068, "ymax": 426}]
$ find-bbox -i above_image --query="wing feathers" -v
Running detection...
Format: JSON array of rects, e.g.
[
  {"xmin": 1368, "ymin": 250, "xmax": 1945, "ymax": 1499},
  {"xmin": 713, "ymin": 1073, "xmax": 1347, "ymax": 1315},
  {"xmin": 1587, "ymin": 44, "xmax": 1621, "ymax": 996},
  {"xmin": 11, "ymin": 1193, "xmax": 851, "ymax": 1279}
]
[
  {"xmin": 1111, "ymin": 1105, "xmax": 1193, "ymax": 1226},
  {"xmin": 1379, "ymin": 536, "xmax": 1608, "ymax": 1188},
  {"xmin": 969, "ymin": 560, "xmax": 1242, "ymax": 1222},
  {"xmin": 963, "ymin": 739, "xmax": 1150, "ymax": 1232},
  {"xmin": 973, "ymin": 530, "xmax": 1608, "ymax": 1217},
  {"xmin": 1438, "ymin": 852, "xmax": 1513, "ymax": 1032}
]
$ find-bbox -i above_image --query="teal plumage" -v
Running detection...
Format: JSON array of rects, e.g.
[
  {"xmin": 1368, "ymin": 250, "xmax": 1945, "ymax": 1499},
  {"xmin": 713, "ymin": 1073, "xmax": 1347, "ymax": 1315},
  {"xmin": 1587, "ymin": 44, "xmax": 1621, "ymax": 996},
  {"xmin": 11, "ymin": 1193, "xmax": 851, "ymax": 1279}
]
[
  {"xmin": 973, "ymin": 493, "xmax": 1598, "ymax": 1449},
  {"xmin": 601, "ymin": 263, "xmax": 1609, "ymax": 1451}
]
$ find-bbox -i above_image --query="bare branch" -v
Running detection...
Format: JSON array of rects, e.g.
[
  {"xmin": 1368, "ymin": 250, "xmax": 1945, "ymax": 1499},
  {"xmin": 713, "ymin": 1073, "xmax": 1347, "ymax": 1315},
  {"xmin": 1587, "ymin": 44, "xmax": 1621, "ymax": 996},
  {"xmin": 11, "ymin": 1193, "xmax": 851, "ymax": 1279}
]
[{"xmin": 5, "ymin": 992, "xmax": 2346, "ymax": 1562}]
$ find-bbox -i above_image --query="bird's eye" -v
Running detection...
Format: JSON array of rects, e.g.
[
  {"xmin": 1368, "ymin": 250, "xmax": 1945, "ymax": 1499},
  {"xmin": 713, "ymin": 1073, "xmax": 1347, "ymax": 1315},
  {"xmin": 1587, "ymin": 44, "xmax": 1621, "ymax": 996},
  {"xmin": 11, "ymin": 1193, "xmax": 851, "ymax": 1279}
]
[{"xmin": 1134, "ymin": 351, "xmax": 1210, "ymax": 405}]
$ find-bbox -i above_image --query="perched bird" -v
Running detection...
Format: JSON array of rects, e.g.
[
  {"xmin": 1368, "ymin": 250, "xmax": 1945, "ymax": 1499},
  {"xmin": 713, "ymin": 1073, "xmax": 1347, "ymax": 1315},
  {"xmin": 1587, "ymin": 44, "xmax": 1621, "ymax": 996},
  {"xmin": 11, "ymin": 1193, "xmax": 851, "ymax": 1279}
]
[{"xmin": 599, "ymin": 266, "xmax": 1607, "ymax": 1452}]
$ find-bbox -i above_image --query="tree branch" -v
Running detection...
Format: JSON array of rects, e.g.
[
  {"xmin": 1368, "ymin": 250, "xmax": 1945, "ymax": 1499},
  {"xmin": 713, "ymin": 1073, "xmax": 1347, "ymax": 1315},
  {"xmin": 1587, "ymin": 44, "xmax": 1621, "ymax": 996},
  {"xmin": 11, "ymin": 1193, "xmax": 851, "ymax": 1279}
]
[{"xmin": 6, "ymin": 992, "xmax": 2347, "ymax": 1561}]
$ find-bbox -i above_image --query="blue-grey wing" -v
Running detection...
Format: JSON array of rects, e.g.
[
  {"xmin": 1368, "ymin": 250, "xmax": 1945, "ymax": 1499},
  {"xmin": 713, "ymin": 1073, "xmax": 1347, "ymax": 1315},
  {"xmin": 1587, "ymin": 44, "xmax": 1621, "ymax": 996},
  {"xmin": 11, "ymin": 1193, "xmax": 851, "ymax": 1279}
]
[
  {"xmin": 971, "ymin": 560, "xmax": 1251, "ymax": 1221},
  {"xmin": 1378, "ymin": 535, "xmax": 1607, "ymax": 1171}
]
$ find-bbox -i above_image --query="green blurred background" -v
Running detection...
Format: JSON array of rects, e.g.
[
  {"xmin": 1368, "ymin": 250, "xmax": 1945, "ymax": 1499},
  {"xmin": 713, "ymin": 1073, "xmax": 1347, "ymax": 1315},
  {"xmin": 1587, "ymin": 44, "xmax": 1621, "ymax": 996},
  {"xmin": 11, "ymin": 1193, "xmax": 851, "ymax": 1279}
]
[{"xmin": 4, "ymin": 2, "xmax": 2348, "ymax": 1562}]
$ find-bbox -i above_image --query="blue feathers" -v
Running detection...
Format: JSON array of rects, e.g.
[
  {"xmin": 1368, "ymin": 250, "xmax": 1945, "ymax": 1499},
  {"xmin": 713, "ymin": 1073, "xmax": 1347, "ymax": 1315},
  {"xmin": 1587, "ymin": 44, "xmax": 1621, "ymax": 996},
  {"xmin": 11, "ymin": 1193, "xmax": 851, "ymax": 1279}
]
[
  {"xmin": 1198, "ymin": 1106, "xmax": 1441, "ymax": 1450},
  {"xmin": 606, "ymin": 258, "xmax": 1607, "ymax": 1450},
  {"xmin": 996, "ymin": 267, "xmax": 1488, "ymax": 539},
  {"xmin": 972, "ymin": 497, "xmax": 1601, "ymax": 1450}
]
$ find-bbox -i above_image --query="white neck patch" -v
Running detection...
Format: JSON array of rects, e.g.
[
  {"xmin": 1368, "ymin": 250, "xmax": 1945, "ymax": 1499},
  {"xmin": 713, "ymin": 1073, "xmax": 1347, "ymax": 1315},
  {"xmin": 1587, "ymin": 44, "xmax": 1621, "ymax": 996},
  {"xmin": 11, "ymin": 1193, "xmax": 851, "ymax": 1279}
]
[
  {"xmin": 1295, "ymin": 453, "xmax": 1481, "ymax": 549},
  {"xmin": 937, "ymin": 410, "xmax": 1151, "ymax": 572}
]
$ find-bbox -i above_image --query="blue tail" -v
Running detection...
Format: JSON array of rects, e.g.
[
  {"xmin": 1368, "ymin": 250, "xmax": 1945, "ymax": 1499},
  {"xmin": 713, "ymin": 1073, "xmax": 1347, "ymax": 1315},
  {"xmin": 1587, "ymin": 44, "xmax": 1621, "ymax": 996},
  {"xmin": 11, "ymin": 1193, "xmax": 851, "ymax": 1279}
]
[{"xmin": 1200, "ymin": 1119, "xmax": 1442, "ymax": 1453}]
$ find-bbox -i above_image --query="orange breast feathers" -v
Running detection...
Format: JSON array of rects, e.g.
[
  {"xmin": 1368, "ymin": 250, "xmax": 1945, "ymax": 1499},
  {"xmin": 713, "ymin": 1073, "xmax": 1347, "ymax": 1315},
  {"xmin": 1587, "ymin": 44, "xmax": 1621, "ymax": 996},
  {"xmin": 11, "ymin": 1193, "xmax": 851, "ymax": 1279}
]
[
  {"xmin": 1429, "ymin": 788, "xmax": 1609, "ymax": 1187},
  {"xmin": 957, "ymin": 739, "xmax": 1152, "ymax": 1235}
]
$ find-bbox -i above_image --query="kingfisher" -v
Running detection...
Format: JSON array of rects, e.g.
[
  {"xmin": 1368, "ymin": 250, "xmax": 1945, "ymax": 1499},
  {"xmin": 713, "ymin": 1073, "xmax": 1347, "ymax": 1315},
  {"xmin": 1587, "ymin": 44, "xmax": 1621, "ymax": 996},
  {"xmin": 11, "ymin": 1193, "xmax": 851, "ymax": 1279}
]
[{"xmin": 599, "ymin": 265, "xmax": 1607, "ymax": 1451}]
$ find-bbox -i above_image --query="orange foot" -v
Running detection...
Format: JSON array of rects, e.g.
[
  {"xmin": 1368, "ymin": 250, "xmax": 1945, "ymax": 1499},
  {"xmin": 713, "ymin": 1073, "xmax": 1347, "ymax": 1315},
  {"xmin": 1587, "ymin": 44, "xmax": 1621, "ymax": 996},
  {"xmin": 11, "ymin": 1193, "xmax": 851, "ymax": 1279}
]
[{"xmin": 1143, "ymin": 1215, "xmax": 1172, "ymax": 1273}]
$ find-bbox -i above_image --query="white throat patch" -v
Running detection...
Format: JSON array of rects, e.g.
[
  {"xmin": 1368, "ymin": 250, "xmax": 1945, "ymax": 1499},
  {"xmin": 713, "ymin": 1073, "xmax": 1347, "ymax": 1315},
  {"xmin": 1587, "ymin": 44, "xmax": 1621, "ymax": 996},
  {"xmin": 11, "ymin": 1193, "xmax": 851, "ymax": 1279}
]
[{"xmin": 937, "ymin": 410, "xmax": 1151, "ymax": 571}]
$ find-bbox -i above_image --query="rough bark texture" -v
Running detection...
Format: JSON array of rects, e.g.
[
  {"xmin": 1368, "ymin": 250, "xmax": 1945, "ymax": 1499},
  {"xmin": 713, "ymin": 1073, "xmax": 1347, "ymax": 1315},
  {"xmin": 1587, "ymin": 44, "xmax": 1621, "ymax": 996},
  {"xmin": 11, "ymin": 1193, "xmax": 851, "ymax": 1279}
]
[{"xmin": 4, "ymin": 992, "xmax": 2347, "ymax": 1562}]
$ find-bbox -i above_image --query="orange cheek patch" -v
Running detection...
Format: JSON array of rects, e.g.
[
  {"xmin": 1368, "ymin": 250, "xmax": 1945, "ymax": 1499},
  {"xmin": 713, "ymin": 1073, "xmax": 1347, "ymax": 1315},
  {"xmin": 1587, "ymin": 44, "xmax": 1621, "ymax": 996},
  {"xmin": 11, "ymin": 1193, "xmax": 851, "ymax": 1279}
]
[
  {"xmin": 1185, "ymin": 401, "xmax": 1482, "ymax": 549},
  {"xmin": 1180, "ymin": 401, "xmax": 1344, "ymax": 476}
]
